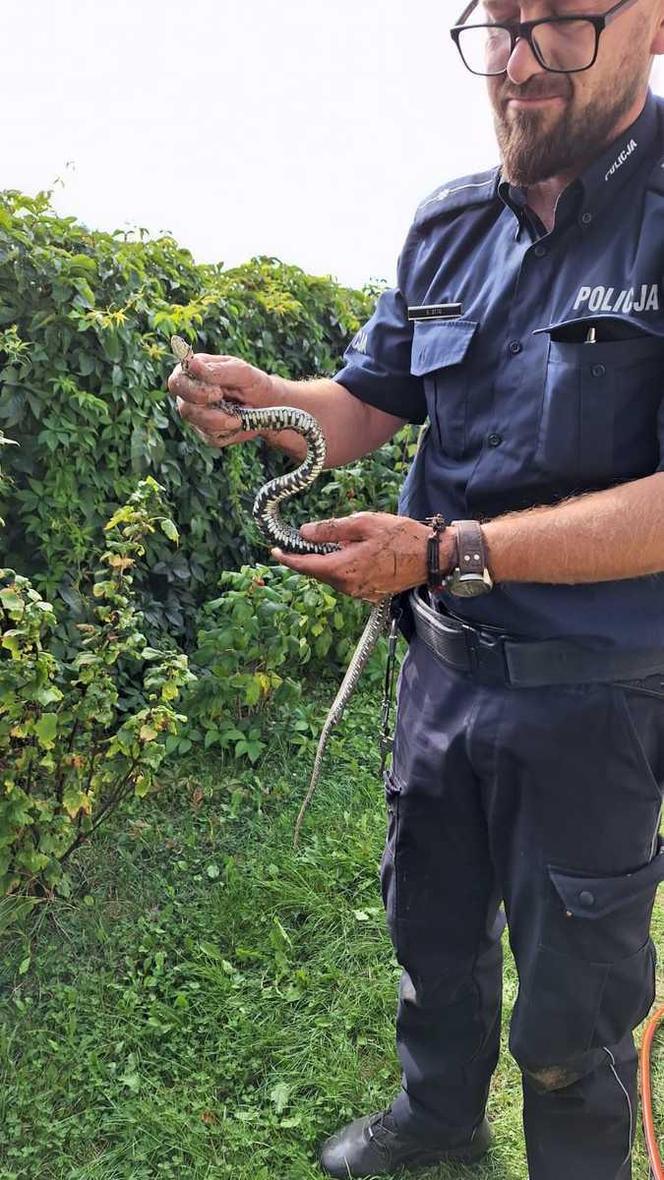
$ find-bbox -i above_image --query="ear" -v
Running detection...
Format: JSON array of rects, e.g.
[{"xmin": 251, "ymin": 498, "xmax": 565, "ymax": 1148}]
[{"xmin": 651, "ymin": 2, "xmax": 664, "ymax": 55}]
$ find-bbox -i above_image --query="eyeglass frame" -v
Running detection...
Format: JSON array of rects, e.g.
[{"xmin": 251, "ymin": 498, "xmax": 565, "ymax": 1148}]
[{"xmin": 450, "ymin": 0, "xmax": 644, "ymax": 75}]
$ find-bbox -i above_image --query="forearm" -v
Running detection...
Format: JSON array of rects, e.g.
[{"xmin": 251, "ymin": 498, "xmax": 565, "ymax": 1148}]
[
  {"xmin": 483, "ymin": 472, "xmax": 664, "ymax": 584},
  {"xmin": 260, "ymin": 376, "xmax": 405, "ymax": 467}
]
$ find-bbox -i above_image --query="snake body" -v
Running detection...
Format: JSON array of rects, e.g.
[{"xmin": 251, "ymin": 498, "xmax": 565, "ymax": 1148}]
[{"xmin": 171, "ymin": 336, "xmax": 391, "ymax": 843}]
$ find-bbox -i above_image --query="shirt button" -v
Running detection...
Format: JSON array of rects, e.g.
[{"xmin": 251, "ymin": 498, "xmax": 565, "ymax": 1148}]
[
  {"xmin": 578, "ymin": 890, "xmax": 595, "ymax": 908},
  {"xmin": 488, "ymin": 433, "xmax": 503, "ymax": 448},
  {"xmin": 509, "ymin": 340, "xmax": 523, "ymax": 355},
  {"xmin": 534, "ymin": 244, "xmax": 547, "ymax": 258},
  {"xmin": 591, "ymin": 363, "xmax": 606, "ymax": 378},
  {"xmin": 580, "ymin": 211, "xmax": 593, "ymax": 226}
]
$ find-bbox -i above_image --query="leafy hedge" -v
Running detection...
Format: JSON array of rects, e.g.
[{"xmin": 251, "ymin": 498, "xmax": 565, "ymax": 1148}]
[
  {"xmin": 0, "ymin": 189, "xmax": 385, "ymax": 646},
  {"xmin": 0, "ymin": 473, "xmax": 193, "ymax": 896},
  {"xmin": 184, "ymin": 562, "xmax": 372, "ymax": 765},
  {"xmin": 0, "ymin": 190, "xmax": 421, "ymax": 805}
]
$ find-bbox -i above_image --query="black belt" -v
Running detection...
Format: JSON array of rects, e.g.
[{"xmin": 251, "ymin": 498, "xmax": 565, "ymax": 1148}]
[{"xmin": 409, "ymin": 589, "xmax": 664, "ymax": 688}]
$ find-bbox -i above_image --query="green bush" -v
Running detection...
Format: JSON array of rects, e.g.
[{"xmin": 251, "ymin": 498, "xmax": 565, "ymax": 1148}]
[
  {"xmin": 178, "ymin": 563, "xmax": 369, "ymax": 765},
  {"xmin": 0, "ymin": 476, "xmax": 194, "ymax": 896},
  {"xmin": 0, "ymin": 189, "xmax": 419, "ymax": 783},
  {"xmin": 0, "ymin": 189, "xmax": 378, "ymax": 644}
]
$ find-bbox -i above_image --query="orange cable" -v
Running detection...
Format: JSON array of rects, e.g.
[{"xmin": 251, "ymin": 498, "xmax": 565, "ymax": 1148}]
[{"xmin": 641, "ymin": 1004, "xmax": 664, "ymax": 1179}]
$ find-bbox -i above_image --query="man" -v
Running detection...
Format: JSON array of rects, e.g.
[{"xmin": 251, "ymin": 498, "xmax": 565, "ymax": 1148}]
[{"xmin": 170, "ymin": 2, "xmax": 664, "ymax": 1176}]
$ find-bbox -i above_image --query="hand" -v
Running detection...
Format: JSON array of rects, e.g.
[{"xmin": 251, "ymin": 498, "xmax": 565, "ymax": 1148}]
[
  {"xmin": 168, "ymin": 351, "xmax": 274, "ymax": 448},
  {"xmin": 272, "ymin": 512, "xmax": 456, "ymax": 604}
]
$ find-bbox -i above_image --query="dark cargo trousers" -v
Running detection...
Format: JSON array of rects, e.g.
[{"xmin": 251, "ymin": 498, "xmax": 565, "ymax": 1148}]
[{"xmin": 381, "ymin": 635, "xmax": 664, "ymax": 1180}]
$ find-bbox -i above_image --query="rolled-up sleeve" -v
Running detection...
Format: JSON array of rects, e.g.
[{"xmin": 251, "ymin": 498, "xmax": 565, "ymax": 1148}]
[{"xmin": 333, "ymin": 230, "xmax": 427, "ymax": 424}]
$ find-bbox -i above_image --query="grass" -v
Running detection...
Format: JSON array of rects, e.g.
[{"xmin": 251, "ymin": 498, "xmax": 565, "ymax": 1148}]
[{"xmin": 0, "ymin": 688, "xmax": 663, "ymax": 1179}]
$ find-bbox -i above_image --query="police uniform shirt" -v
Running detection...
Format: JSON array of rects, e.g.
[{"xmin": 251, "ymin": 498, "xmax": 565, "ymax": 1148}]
[{"xmin": 333, "ymin": 90, "xmax": 664, "ymax": 648}]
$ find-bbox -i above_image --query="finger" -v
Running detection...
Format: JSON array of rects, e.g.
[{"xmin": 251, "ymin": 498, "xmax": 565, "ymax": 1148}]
[
  {"xmin": 177, "ymin": 399, "xmax": 244, "ymax": 437},
  {"xmin": 271, "ymin": 549, "xmax": 346, "ymax": 577},
  {"xmin": 186, "ymin": 354, "xmax": 250, "ymax": 387},
  {"xmin": 186, "ymin": 353, "xmax": 238, "ymax": 364},
  {"xmin": 168, "ymin": 358, "xmax": 251, "ymax": 405},
  {"xmin": 168, "ymin": 370, "xmax": 221, "ymax": 405},
  {"xmin": 299, "ymin": 513, "xmax": 376, "ymax": 545},
  {"xmin": 273, "ymin": 549, "xmax": 382, "ymax": 601},
  {"xmin": 271, "ymin": 548, "xmax": 359, "ymax": 589}
]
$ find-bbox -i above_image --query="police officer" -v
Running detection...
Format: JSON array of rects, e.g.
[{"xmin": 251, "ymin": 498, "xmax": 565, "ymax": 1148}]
[{"xmin": 171, "ymin": 1, "xmax": 664, "ymax": 1175}]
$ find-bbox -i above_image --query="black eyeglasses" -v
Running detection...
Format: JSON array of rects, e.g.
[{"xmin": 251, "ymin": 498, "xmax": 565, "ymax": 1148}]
[{"xmin": 451, "ymin": 0, "xmax": 643, "ymax": 76}]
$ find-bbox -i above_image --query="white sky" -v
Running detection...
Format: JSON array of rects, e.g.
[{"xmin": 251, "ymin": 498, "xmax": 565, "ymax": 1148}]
[{"xmin": 4, "ymin": 2, "xmax": 664, "ymax": 290}]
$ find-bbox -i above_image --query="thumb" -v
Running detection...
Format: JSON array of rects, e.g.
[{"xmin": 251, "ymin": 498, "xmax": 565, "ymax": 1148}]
[{"xmin": 186, "ymin": 354, "xmax": 252, "ymax": 396}]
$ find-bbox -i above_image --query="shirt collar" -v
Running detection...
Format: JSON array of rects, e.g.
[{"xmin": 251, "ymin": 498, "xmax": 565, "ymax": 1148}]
[{"xmin": 498, "ymin": 90, "xmax": 660, "ymax": 237}]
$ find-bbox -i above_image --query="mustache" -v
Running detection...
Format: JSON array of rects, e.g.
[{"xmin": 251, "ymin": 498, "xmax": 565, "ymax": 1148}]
[{"xmin": 498, "ymin": 76, "xmax": 573, "ymax": 103}]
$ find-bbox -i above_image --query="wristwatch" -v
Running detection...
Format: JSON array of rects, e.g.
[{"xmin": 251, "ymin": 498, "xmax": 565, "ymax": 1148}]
[{"xmin": 446, "ymin": 520, "xmax": 494, "ymax": 597}]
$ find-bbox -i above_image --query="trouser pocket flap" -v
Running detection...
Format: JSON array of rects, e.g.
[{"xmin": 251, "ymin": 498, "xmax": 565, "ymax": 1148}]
[{"xmin": 548, "ymin": 838, "xmax": 664, "ymax": 920}]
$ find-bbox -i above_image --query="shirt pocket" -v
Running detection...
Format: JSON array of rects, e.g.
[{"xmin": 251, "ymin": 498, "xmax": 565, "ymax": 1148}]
[
  {"xmin": 533, "ymin": 317, "xmax": 664, "ymax": 487},
  {"xmin": 410, "ymin": 319, "xmax": 478, "ymax": 459}
]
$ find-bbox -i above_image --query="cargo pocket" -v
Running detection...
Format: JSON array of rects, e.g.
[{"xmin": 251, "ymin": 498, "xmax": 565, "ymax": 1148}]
[
  {"xmin": 410, "ymin": 319, "xmax": 478, "ymax": 459},
  {"xmin": 380, "ymin": 770, "xmax": 401, "ymax": 948},
  {"xmin": 511, "ymin": 843, "xmax": 664, "ymax": 1071},
  {"xmin": 533, "ymin": 318, "xmax": 664, "ymax": 486}
]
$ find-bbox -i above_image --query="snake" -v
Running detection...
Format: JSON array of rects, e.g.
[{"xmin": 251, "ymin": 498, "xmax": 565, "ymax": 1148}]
[{"xmin": 171, "ymin": 336, "xmax": 393, "ymax": 845}]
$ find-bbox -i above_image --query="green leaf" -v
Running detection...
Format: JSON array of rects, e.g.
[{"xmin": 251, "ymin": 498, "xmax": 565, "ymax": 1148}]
[
  {"xmin": 34, "ymin": 713, "xmax": 58, "ymax": 749},
  {"xmin": 0, "ymin": 896, "xmax": 38, "ymax": 935},
  {"xmin": 160, "ymin": 519, "xmax": 179, "ymax": 544},
  {"xmin": 119, "ymin": 1070, "xmax": 141, "ymax": 1093},
  {"xmin": 0, "ymin": 588, "xmax": 23, "ymax": 613},
  {"xmin": 270, "ymin": 1082, "xmax": 291, "ymax": 1115},
  {"xmin": 62, "ymin": 786, "xmax": 92, "ymax": 819}
]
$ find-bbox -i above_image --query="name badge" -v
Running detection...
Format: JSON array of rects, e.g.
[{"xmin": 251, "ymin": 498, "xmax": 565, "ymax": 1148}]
[{"xmin": 407, "ymin": 303, "xmax": 464, "ymax": 322}]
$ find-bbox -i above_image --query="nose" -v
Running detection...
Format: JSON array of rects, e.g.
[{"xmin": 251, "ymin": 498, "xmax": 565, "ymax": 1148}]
[{"xmin": 506, "ymin": 35, "xmax": 547, "ymax": 84}]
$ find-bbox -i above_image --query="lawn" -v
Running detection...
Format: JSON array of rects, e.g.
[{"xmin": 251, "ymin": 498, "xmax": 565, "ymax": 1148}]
[{"xmin": 0, "ymin": 689, "xmax": 662, "ymax": 1179}]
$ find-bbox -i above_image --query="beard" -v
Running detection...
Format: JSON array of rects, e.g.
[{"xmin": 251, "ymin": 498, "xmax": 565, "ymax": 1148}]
[{"xmin": 492, "ymin": 63, "xmax": 645, "ymax": 187}]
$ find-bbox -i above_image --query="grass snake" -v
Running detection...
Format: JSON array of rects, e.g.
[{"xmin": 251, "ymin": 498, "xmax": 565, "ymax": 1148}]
[{"xmin": 171, "ymin": 336, "xmax": 393, "ymax": 845}]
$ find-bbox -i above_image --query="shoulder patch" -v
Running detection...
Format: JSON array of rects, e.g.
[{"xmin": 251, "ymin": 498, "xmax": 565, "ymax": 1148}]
[{"xmin": 414, "ymin": 167, "xmax": 500, "ymax": 229}]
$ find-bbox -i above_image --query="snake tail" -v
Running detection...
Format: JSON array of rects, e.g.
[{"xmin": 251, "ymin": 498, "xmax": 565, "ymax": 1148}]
[{"xmin": 292, "ymin": 597, "xmax": 392, "ymax": 848}]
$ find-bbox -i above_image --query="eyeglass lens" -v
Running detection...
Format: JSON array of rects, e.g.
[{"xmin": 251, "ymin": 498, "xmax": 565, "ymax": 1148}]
[{"xmin": 457, "ymin": 19, "xmax": 597, "ymax": 75}]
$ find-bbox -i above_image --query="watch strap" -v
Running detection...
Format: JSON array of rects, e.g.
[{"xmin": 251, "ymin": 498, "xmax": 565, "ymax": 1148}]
[
  {"xmin": 452, "ymin": 519, "xmax": 487, "ymax": 577},
  {"xmin": 425, "ymin": 514, "xmax": 448, "ymax": 591}
]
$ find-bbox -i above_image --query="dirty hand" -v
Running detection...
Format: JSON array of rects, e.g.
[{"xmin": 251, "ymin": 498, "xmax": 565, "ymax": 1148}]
[
  {"xmin": 168, "ymin": 351, "xmax": 274, "ymax": 447},
  {"xmin": 273, "ymin": 512, "xmax": 455, "ymax": 604}
]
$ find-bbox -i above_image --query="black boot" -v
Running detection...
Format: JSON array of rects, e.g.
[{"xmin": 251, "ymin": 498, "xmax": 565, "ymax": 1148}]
[{"xmin": 319, "ymin": 1109, "xmax": 491, "ymax": 1178}]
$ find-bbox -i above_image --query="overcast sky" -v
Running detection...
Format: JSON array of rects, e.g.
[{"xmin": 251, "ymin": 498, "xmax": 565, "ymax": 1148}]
[{"xmin": 5, "ymin": 1, "xmax": 664, "ymax": 290}]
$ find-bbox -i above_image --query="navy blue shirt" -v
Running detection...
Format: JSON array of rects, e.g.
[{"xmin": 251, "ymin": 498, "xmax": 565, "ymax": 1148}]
[{"xmin": 334, "ymin": 91, "xmax": 664, "ymax": 647}]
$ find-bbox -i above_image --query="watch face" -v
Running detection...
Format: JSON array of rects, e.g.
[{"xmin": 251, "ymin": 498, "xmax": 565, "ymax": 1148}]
[{"xmin": 449, "ymin": 572, "xmax": 493, "ymax": 597}]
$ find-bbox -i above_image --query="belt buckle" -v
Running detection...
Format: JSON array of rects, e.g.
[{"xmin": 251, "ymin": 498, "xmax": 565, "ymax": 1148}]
[{"xmin": 462, "ymin": 624, "xmax": 509, "ymax": 683}]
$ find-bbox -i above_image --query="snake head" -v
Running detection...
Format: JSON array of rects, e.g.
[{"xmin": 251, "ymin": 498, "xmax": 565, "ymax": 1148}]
[{"xmin": 171, "ymin": 335, "xmax": 194, "ymax": 372}]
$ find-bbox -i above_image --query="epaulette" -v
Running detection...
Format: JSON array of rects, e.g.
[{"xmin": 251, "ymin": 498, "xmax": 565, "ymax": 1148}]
[
  {"xmin": 645, "ymin": 96, "xmax": 664, "ymax": 196},
  {"xmin": 413, "ymin": 166, "xmax": 500, "ymax": 230}
]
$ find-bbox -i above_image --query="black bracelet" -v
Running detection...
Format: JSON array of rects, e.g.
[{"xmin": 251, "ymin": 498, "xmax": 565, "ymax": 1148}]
[{"xmin": 425, "ymin": 514, "xmax": 448, "ymax": 591}]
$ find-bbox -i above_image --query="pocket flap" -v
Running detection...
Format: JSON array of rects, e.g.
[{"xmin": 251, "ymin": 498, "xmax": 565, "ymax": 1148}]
[
  {"xmin": 533, "ymin": 316, "xmax": 664, "ymax": 349},
  {"xmin": 549, "ymin": 839, "xmax": 664, "ymax": 920},
  {"xmin": 410, "ymin": 319, "xmax": 478, "ymax": 376},
  {"xmin": 534, "ymin": 315, "xmax": 664, "ymax": 337}
]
